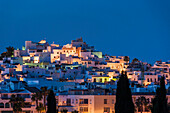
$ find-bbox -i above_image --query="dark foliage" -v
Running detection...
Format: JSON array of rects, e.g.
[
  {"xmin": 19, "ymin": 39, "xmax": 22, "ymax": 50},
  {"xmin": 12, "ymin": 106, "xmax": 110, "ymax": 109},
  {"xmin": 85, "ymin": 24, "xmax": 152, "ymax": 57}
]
[
  {"xmin": 1, "ymin": 46, "xmax": 14, "ymax": 58},
  {"xmin": 152, "ymin": 77, "xmax": 168, "ymax": 113},
  {"xmin": 115, "ymin": 71, "xmax": 134, "ymax": 113},
  {"xmin": 47, "ymin": 90, "xmax": 56, "ymax": 113}
]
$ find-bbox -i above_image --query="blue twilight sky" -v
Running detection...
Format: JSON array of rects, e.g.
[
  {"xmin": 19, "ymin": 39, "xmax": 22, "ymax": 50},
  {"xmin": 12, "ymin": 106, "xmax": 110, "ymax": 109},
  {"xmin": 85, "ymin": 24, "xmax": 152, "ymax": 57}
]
[{"xmin": 0, "ymin": 0, "xmax": 170, "ymax": 64}]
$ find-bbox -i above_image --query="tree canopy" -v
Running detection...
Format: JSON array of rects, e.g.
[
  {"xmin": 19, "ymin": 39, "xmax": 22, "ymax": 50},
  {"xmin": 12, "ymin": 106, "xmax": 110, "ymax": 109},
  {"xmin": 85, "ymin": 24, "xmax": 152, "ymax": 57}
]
[
  {"xmin": 115, "ymin": 71, "xmax": 134, "ymax": 113},
  {"xmin": 47, "ymin": 90, "xmax": 56, "ymax": 113},
  {"xmin": 152, "ymin": 77, "xmax": 168, "ymax": 113}
]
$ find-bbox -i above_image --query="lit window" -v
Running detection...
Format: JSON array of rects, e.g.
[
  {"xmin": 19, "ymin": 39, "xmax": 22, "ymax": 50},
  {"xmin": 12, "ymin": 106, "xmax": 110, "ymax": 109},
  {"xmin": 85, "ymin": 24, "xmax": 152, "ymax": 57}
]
[
  {"xmin": 80, "ymin": 107, "xmax": 83, "ymax": 112},
  {"xmin": 84, "ymin": 107, "xmax": 88, "ymax": 112},
  {"xmin": 104, "ymin": 107, "xmax": 110, "ymax": 112},
  {"xmin": 79, "ymin": 99, "xmax": 84, "ymax": 104},
  {"xmin": 100, "ymin": 78, "xmax": 102, "ymax": 82}
]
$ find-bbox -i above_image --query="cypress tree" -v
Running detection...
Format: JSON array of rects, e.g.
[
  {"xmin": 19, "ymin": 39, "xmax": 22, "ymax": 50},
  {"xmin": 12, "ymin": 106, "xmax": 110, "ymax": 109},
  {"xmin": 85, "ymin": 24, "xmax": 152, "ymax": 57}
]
[
  {"xmin": 152, "ymin": 77, "xmax": 168, "ymax": 113},
  {"xmin": 47, "ymin": 90, "xmax": 56, "ymax": 113},
  {"xmin": 115, "ymin": 71, "xmax": 134, "ymax": 113}
]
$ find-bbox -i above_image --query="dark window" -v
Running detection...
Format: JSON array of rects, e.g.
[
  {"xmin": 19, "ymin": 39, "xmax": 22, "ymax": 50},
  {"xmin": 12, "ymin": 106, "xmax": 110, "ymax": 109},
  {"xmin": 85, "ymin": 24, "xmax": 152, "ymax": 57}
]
[
  {"xmin": 94, "ymin": 78, "xmax": 96, "ymax": 82},
  {"xmin": 5, "ymin": 103, "xmax": 9, "ymax": 108},
  {"xmin": 0, "ymin": 103, "xmax": 4, "ymax": 108},
  {"xmin": 84, "ymin": 99, "xmax": 88, "ymax": 104},
  {"xmin": 67, "ymin": 98, "xmax": 71, "ymax": 106},
  {"xmin": 104, "ymin": 99, "xmax": 107, "ymax": 104}
]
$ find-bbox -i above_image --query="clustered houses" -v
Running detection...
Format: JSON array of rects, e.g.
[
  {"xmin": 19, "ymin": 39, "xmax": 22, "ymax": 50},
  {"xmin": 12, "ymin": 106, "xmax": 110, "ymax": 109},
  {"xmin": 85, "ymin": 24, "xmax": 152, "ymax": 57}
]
[{"xmin": 0, "ymin": 37, "xmax": 170, "ymax": 113}]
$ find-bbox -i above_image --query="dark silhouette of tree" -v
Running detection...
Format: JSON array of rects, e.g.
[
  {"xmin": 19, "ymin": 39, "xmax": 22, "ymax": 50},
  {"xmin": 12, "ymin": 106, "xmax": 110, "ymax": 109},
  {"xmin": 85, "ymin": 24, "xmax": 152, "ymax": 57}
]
[
  {"xmin": 124, "ymin": 56, "xmax": 130, "ymax": 63},
  {"xmin": 41, "ymin": 86, "xmax": 48, "ymax": 110},
  {"xmin": 61, "ymin": 109, "xmax": 68, "ymax": 113},
  {"xmin": 132, "ymin": 58, "xmax": 139, "ymax": 63},
  {"xmin": 115, "ymin": 71, "xmax": 134, "ymax": 113},
  {"xmin": 1, "ymin": 46, "xmax": 14, "ymax": 58},
  {"xmin": 152, "ymin": 77, "xmax": 168, "ymax": 113},
  {"xmin": 135, "ymin": 96, "xmax": 150, "ymax": 113},
  {"xmin": 9, "ymin": 94, "xmax": 25, "ymax": 113},
  {"xmin": 47, "ymin": 90, "xmax": 56, "ymax": 113},
  {"xmin": 6, "ymin": 46, "xmax": 14, "ymax": 57},
  {"xmin": 31, "ymin": 92, "xmax": 43, "ymax": 108},
  {"xmin": 71, "ymin": 110, "xmax": 79, "ymax": 113},
  {"xmin": 36, "ymin": 102, "xmax": 45, "ymax": 113}
]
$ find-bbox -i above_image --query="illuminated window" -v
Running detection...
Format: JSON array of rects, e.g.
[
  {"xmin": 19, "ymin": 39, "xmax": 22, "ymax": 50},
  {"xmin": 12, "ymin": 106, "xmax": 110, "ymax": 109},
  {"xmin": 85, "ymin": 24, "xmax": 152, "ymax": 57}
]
[
  {"xmin": 79, "ymin": 99, "xmax": 84, "ymax": 104},
  {"xmin": 79, "ymin": 99, "xmax": 88, "ymax": 104},
  {"xmin": 100, "ymin": 78, "xmax": 102, "ymax": 82},
  {"xmin": 84, "ymin": 107, "xmax": 88, "ymax": 112},
  {"xmin": 80, "ymin": 107, "xmax": 83, "ymax": 112},
  {"xmin": 104, "ymin": 107, "xmax": 110, "ymax": 112}
]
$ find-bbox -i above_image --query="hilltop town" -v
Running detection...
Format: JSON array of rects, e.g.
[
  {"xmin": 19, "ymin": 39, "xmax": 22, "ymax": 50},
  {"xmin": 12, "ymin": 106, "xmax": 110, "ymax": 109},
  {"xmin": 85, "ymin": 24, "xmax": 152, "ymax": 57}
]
[{"xmin": 0, "ymin": 37, "xmax": 170, "ymax": 113}]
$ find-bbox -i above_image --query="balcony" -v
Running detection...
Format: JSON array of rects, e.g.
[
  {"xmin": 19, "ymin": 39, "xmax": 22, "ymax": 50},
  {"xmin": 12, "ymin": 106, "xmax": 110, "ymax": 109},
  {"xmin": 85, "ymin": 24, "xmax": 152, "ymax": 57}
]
[{"xmin": 79, "ymin": 104, "xmax": 88, "ymax": 106}]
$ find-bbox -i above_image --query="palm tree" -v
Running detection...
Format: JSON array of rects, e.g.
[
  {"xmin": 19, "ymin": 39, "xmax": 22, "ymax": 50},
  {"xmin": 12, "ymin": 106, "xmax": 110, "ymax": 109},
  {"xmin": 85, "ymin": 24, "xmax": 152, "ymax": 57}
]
[
  {"xmin": 9, "ymin": 94, "xmax": 25, "ymax": 113},
  {"xmin": 6, "ymin": 46, "xmax": 14, "ymax": 57},
  {"xmin": 31, "ymin": 92, "xmax": 43, "ymax": 108},
  {"xmin": 135, "ymin": 96, "xmax": 150, "ymax": 113},
  {"xmin": 36, "ymin": 102, "xmax": 45, "ymax": 113},
  {"xmin": 1, "ymin": 46, "xmax": 14, "ymax": 58},
  {"xmin": 41, "ymin": 86, "xmax": 48, "ymax": 110}
]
